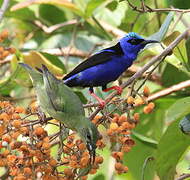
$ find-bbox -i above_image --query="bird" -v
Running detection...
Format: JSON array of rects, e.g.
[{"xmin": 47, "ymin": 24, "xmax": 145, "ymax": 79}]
[
  {"xmin": 19, "ymin": 63, "xmax": 99, "ymax": 163},
  {"xmin": 63, "ymin": 32, "xmax": 159, "ymax": 107},
  {"xmin": 179, "ymin": 114, "xmax": 190, "ymax": 135}
]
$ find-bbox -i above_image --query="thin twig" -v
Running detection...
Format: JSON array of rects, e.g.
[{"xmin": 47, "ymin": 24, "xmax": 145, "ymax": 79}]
[
  {"xmin": 88, "ymin": 27, "xmax": 190, "ymax": 119},
  {"xmin": 126, "ymin": 0, "xmax": 190, "ymax": 13},
  {"xmin": 0, "ymin": 0, "xmax": 10, "ymax": 23},
  {"xmin": 176, "ymin": 174, "xmax": 190, "ymax": 180},
  {"xmin": 147, "ymin": 80, "xmax": 190, "ymax": 102},
  {"xmin": 141, "ymin": 156, "xmax": 154, "ymax": 180},
  {"xmin": 33, "ymin": 19, "xmax": 78, "ymax": 34}
]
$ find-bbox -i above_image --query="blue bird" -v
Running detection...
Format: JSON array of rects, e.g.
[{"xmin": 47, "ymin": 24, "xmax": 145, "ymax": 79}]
[{"xmin": 63, "ymin": 32, "xmax": 159, "ymax": 107}]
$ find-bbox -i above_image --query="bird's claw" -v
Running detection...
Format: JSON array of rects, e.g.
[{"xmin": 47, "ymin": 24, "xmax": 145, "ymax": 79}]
[
  {"xmin": 114, "ymin": 86, "xmax": 123, "ymax": 95},
  {"xmin": 98, "ymin": 100, "xmax": 106, "ymax": 109}
]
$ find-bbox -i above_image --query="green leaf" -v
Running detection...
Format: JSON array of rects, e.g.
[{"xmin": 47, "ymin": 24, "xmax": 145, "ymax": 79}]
[
  {"xmin": 85, "ymin": 0, "xmax": 105, "ymax": 17},
  {"xmin": 39, "ymin": 4, "xmax": 67, "ymax": 25},
  {"xmin": 11, "ymin": 0, "xmax": 84, "ymax": 17},
  {"xmin": 0, "ymin": 65, "xmax": 31, "ymax": 95},
  {"xmin": 155, "ymin": 118, "xmax": 190, "ymax": 180},
  {"xmin": 6, "ymin": 1, "xmax": 36, "ymax": 20},
  {"xmin": 148, "ymin": 12, "xmax": 174, "ymax": 42},
  {"xmin": 166, "ymin": 97, "xmax": 190, "ymax": 123},
  {"xmin": 162, "ymin": 63, "xmax": 189, "ymax": 87},
  {"xmin": 39, "ymin": 52, "xmax": 66, "ymax": 73},
  {"xmin": 185, "ymin": 37, "xmax": 190, "ymax": 70},
  {"xmin": 132, "ymin": 131, "xmax": 158, "ymax": 146}
]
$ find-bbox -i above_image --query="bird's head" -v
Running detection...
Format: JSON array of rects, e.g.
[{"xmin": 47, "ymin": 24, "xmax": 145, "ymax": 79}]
[
  {"xmin": 120, "ymin": 32, "xmax": 159, "ymax": 56},
  {"xmin": 78, "ymin": 120, "xmax": 100, "ymax": 164}
]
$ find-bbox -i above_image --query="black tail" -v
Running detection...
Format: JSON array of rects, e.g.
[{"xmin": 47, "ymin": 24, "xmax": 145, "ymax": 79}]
[{"xmin": 64, "ymin": 78, "xmax": 79, "ymax": 87}]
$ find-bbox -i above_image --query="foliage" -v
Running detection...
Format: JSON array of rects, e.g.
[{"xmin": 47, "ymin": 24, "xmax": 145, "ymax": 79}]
[{"xmin": 0, "ymin": 0, "xmax": 190, "ymax": 180}]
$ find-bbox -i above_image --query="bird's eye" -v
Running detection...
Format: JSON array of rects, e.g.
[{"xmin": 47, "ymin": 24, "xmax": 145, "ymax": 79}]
[{"xmin": 127, "ymin": 39, "xmax": 144, "ymax": 45}]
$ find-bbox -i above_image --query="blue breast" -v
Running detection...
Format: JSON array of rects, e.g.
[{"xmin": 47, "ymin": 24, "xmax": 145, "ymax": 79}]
[{"xmin": 65, "ymin": 55, "xmax": 134, "ymax": 87}]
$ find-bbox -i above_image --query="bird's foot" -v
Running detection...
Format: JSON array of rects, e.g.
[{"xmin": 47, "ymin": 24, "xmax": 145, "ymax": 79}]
[
  {"xmin": 103, "ymin": 86, "xmax": 123, "ymax": 95},
  {"xmin": 89, "ymin": 92, "xmax": 106, "ymax": 108}
]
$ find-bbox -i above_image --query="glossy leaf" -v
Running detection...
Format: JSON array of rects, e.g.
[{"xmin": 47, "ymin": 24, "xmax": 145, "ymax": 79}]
[
  {"xmin": 166, "ymin": 97, "xmax": 190, "ymax": 123},
  {"xmin": 11, "ymin": 0, "xmax": 84, "ymax": 17},
  {"xmin": 155, "ymin": 118, "xmax": 190, "ymax": 180}
]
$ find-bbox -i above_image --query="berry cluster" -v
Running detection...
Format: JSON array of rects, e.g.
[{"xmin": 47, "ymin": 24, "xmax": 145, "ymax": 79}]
[
  {"xmin": 0, "ymin": 101, "xmax": 104, "ymax": 179},
  {"xmin": 0, "ymin": 30, "xmax": 16, "ymax": 60},
  {"xmin": 0, "ymin": 86, "xmax": 155, "ymax": 179}
]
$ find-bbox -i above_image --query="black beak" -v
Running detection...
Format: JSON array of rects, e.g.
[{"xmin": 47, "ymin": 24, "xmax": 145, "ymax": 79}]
[{"xmin": 141, "ymin": 39, "xmax": 160, "ymax": 45}]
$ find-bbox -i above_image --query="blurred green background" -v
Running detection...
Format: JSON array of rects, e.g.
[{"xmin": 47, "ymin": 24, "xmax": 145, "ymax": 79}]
[{"xmin": 0, "ymin": 0, "xmax": 190, "ymax": 180}]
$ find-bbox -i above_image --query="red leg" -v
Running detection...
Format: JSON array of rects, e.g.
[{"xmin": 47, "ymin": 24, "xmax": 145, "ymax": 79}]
[
  {"xmin": 103, "ymin": 86, "xmax": 123, "ymax": 95},
  {"xmin": 89, "ymin": 91, "xmax": 105, "ymax": 108}
]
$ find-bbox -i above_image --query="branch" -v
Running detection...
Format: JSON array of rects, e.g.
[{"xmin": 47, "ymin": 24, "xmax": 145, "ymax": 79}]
[
  {"xmin": 88, "ymin": 27, "xmax": 190, "ymax": 120},
  {"xmin": 126, "ymin": 0, "xmax": 190, "ymax": 13},
  {"xmin": 0, "ymin": 0, "xmax": 10, "ymax": 23},
  {"xmin": 147, "ymin": 80, "xmax": 190, "ymax": 102},
  {"xmin": 33, "ymin": 20, "xmax": 78, "ymax": 34},
  {"xmin": 41, "ymin": 47, "xmax": 89, "ymax": 58},
  {"xmin": 176, "ymin": 174, "xmax": 190, "ymax": 180}
]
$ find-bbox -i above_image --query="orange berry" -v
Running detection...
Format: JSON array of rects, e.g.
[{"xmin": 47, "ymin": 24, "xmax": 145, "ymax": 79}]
[
  {"xmin": 20, "ymin": 145, "xmax": 28, "ymax": 151},
  {"xmin": 115, "ymin": 162, "xmax": 123, "ymax": 171},
  {"xmin": 43, "ymin": 137, "xmax": 50, "ymax": 143},
  {"xmin": 80, "ymin": 157, "xmax": 89, "ymax": 167},
  {"xmin": 78, "ymin": 143, "xmax": 86, "ymax": 151},
  {"xmin": 49, "ymin": 158, "xmax": 57, "ymax": 167},
  {"xmin": 42, "ymin": 142, "xmax": 50, "ymax": 150},
  {"xmin": 11, "ymin": 131, "xmax": 20, "ymax": 139},
  {"xmin": 8, "ymin": 47, "xmax": 16, "ymax": 54},
  {"xmin": 0, "ymin": 158, "xmax": 6, "ymax": 166},
  {"xmin": 134, "ymin": 98, "xmax": 144, "ymax": 106},
  {"xmin": 89, "ymin": 168, "xmax": 97, "ymax": 174},
  {"xmin": 2, "ymin": 50, "xmax": 9, "ymax": 58},
  {"xmin": 0, "ymin": 46, "xmax": 4, "ymax": 53},
  {"xmin": 110, "ymin": 122, "xmax": 118, "ymax": 131},
  {"xmin": 123, "ymin": 166, "xmax": 128, "ymax": 173},
  {"xmin": 106, "ymin": 129, "xmax": 113, "ymax": 136},
  {"xmin": 148, "ymin": 102, "xmax": 155, "ymax": 109},
  {"xmin": 143, "ymin": 86, "xmax": 150, "ymax": 97},
  {"xmin": 20, "ymin": 127, "xmax": 28, "ymax": 134},
  {"xmin": 10, "ymin": 141, "xmax": 22, "ymax": 149},
  {"xmin": 0, "ymin": 112, "xmax": 10, "ymax": 121},
  {"xmin": 7, "ymin": 154, "xmax": 17, "ymax": 163},
  {"xmin": 15, "ymin": 106, "xmax": 25, "ymax": 113},
  {"xmin": 0, "ymin": 29, "xmax": 9, "ymax": 39},
  {"xmin": 64, "ymin": 168, "xmax": 73, "ymax": 176},
  {"xmin": 133, "ymin": 113, "xmax": 140, "ymax": 122},
  {"xmin": 118, "ymin": 114, "xmax": 127, "ymax": 124},
  {"xmin": 3, "ymin": 149, "xmax": 10, "ymax": 156},
  {"xmin": 12, "ymin": 120, "xmax": 21, "ymax": 128},
  {"xmin": 126, "ymin": 96, "xmax": 134, "ymax": 104},
  {"xmin": 95, "ymin": 156, "xmax": 103, "ymax": 164},
  {"xmin": 2, "ymin": 134, "xmax": 11, "ymax": 143},
  {"xmin": 34, "ymin": 126, "xmax": 44, "ymax": 136},
  {"xmin": 12, "ymin": 113, "xmax": 21, "ymax": 120},
  {"xmin": 111, "ymin": 116, "xmax": 118, "ymax": 123},
  {"xmin": 70, "ymin": 155, "xmax": 77, "ymax": 161},
  {"xmin": 143, "ymin": 106, "xmax": 153, "ymax": 114},
  {"xmin": 122, "ymin": 145, "xmax": 131, "ymax": 153},
  {"xmin": 62, "ymin": 157, "xmax": 69, "ymax": 164},
  {"xmin": 117, "ymin": 152, "xmax": 124, "ymax": 160},
  {"xmin": 36, "ymin": 141, "xmax": 42, "ymax": 148},
  {"xmin": 23, "ymin": 167, "xmax": 32, "ymax": 175},
  {"xmin": 113, "ymin": 113, "xmax": 120, "ymax": 119},
  {"xmin": 81, "ymin": 176, "xmax": 88, "ymax": 180},
  {"xmin": 96, "ymin": 140, "xmax": 105, "ymax": 149},
  {"xmin": 0, "ymin": 125, "xmax": 5, "ymax": 135}
]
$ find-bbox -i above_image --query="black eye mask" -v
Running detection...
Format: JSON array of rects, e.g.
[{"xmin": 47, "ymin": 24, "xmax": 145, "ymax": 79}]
[{"xmin": 127, "ymin": 38, "xmax": 145, "ymax": 45}]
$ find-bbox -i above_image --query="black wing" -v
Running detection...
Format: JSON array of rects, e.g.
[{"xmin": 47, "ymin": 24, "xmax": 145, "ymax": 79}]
[{"xmin": 63, "ymin": 42, "xmax": 124, "ymax": 80}]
